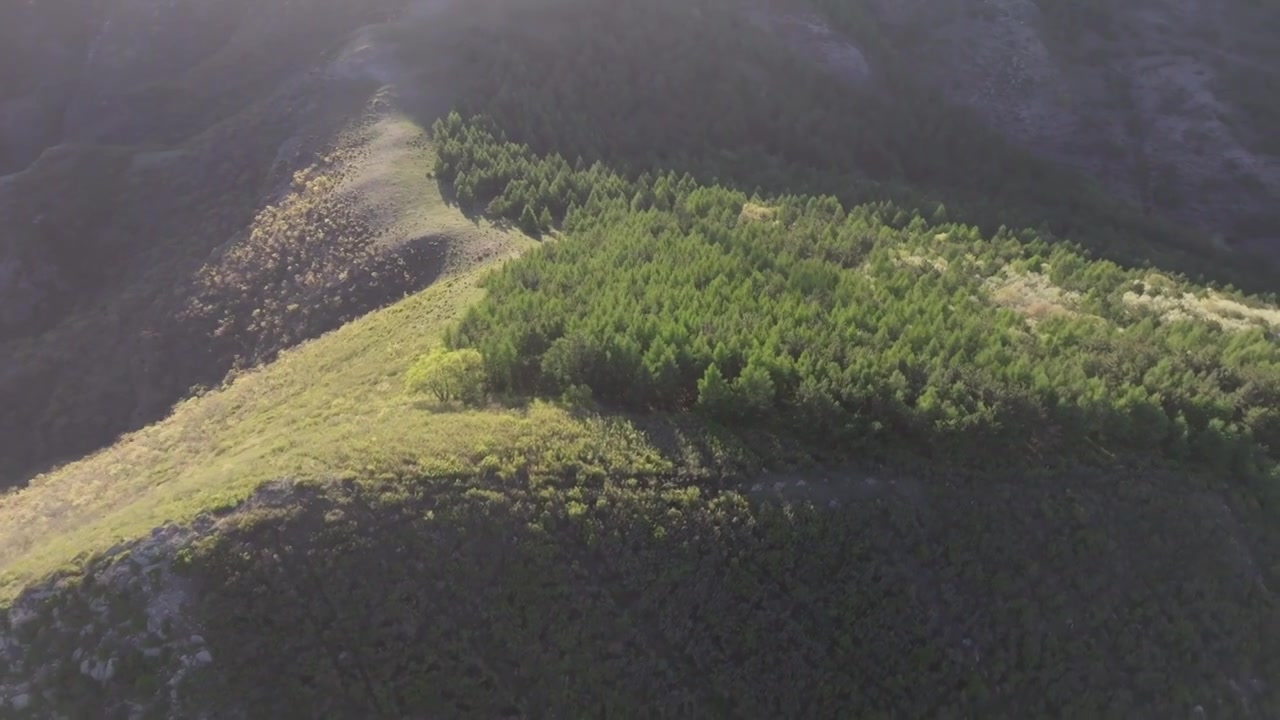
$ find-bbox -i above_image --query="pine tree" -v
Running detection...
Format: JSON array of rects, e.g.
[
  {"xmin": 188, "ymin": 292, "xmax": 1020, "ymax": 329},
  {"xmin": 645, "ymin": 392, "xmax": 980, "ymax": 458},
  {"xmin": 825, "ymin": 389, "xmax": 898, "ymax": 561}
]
[
  {"xmin": 643, "ymin": 339, "xmax": 681, "ymax": 407},
  {"xmin": 631, "ymin": 188, "xmax": 652, "ymax": 213},
  {"xmin": 734, "ymin": 360, "xmax": 776, "ymax": 417},
  {"xmin": 519, "ymin": 204, "xmax": 541, "ymax": 235},
  {"xmin": 563, "ymin": 201, "xmax": 582, "ymax": 233},
  {"xmin": 696, "ymin": 364, "xmax": 734, "ymax": 418}
]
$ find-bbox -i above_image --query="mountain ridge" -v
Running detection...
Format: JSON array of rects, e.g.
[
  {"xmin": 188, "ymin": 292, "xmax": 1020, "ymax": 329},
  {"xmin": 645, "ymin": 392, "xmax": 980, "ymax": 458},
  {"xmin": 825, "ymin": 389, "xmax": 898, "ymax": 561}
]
[
  {"xmin": 4, "ymin": 0, "xmax": 1280, "ymax": 483},
  {"xmin": 2, "ymin": 1, "xmax": 1279, "ymax": 717}
]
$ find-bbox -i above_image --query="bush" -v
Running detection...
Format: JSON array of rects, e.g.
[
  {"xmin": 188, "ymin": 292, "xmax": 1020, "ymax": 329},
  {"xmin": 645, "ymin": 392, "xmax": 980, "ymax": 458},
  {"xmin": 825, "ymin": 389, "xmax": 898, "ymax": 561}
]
[{"xmin": 405, "ymin": 348, "xmax": 486, "ymax": 404}]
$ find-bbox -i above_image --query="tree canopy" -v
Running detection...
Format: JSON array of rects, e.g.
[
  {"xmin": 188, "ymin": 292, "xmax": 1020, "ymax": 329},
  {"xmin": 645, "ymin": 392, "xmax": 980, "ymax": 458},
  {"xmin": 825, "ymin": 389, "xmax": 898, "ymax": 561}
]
[{"xmin": 437, "ymin": 115, "xmax": 1280, "ymax": 486}]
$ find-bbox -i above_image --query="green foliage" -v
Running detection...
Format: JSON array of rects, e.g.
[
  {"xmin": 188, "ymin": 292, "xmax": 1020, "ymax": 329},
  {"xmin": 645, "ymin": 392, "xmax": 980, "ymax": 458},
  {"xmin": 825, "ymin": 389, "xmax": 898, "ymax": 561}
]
[
  {"xmin": 734, "ymin": 360, "xmax": 776, "ymax": 419},
  {"xmin": 695, "ymin": 364, "xmax": 733, "ymax": 418},
  {"xmin": 184, "ymin": 473, "xmax": 1280, "ymax": 718},
  {"xmin": 439, "ymin": 115, "xmax": 1280, "ymax": 481},
  {"xmin": 413, "ymin": 0, "xmax": 1270, "ymax": 292},
  {"xmin": 405, "ymin": 348, "xmax": 485, "ymax": 403},
  {"xmin": 518, "ymin": 203, "xmax": 541, "ymax": 235}
]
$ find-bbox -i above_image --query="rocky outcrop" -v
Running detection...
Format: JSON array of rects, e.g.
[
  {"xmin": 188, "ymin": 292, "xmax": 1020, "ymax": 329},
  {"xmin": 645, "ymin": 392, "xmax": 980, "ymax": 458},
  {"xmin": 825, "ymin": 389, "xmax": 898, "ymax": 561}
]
[
  {"xmin": 0, "ymin": 519, "xmax": 222, "ymax": 719},
  {"xmin": 862, "ymin": 0, "xmax": 1280, "ymax": 257},
  {"xmin": 747, "ymin": 2, "xmax": 873, "ymax": 86}
]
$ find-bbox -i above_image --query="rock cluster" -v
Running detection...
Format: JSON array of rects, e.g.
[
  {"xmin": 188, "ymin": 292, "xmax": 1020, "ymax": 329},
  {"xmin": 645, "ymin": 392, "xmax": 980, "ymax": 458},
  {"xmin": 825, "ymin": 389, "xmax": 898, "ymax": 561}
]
[{"xmin": 0, "ymin": 519, "xmax": 226, "ymax": 719}]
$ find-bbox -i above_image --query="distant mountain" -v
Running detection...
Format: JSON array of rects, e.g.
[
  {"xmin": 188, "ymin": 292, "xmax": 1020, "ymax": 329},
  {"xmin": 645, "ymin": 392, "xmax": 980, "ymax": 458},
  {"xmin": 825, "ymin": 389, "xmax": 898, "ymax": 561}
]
[{"xmin": 852, "ymin": 0, "xmax": 1280, "ymax": 257}]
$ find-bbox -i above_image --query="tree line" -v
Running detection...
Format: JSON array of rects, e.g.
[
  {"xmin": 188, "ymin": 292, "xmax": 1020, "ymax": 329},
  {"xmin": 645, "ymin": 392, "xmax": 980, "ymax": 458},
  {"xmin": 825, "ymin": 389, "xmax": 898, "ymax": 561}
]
[
  {"xmin": 404, "ymin": 0, "xmax": 1275, "ymax": 293},
  {"xmin": 436, "ymin": 113, "xmax": 1280, "ymax": 488}
]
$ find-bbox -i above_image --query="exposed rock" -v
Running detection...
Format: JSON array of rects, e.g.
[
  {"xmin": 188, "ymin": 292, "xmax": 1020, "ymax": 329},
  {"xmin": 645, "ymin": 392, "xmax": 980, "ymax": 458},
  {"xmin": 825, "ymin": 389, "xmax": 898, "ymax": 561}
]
[
  {"xmin": 7, "ymin": 606, "xmax": 38, "ymax": 631},
  {"xmin": 83, "ymin": 657, "xmax": 117, "ymax": 683},
  {"xmin": 0, "ymin": 515, "xmax": 219, "ymax": 718},
  {"xmin": 862, "ymin": 0, "xmax": 1280, "ymax": 257}
]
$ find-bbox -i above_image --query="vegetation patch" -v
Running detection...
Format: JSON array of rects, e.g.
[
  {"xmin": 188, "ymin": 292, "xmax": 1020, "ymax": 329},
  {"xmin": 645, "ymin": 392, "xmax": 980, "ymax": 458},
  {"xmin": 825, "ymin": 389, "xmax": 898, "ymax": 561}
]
[
  {"xmin": 1124, "ymin": 287, "xmax": 1280, "ymax": 334},
  {"xmin": 401, "ymin": 0, "xmax": 1265, "ymax": 290},
  {"xmin": 437, "ymin": 115, "xmax": 1280, "ymax": 485},
  {"xmin": 4, "ymin": 2, "xmax": 1280, "ymax": 716},
  {"xmin": 984, "ymin": 268, "xmax": 1082, "ymax": 324},
  {"xmin": 173, "ymin": 466, "xmax": 1279, "ymax": 717},
  {"xmin": 738, "ymin": 202, "xmax": 777, "ymax": 223}
]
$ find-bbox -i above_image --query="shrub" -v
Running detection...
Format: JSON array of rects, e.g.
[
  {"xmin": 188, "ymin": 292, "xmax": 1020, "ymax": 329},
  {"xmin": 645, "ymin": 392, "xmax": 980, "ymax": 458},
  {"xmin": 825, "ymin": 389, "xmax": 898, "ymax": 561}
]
[{"xmin": 405, "ymin": 348, "xmax": 486, "ymax": 404}]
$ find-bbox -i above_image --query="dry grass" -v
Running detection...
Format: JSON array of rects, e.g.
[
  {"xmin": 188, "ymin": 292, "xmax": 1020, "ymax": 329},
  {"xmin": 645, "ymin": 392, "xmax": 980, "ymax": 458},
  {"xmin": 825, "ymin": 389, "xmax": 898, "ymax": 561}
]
[
  {"xmin": 984, "ymin": 268, "xmax": 1081, "ymax": 324},
  {"xmin": 179, "ymin": 110, "xmax": 509, "ymax": 368},
  {"xmin": 0, "ymin": 241, "xmax": 702, "ymax": 603},
  {"xmin": 0, "ymin": 2, "xmax": 602, "ymax": 601},
  {"xmin": 0, "ymin": 87, "xmax": 517, "ymax": 485},
  {"xmin": 0, "ymin": 67, "xmax": 388, "ymax": 484},
  {"xmin": 0, "ymin": 109, "xmax": 561, "ymax": 601},
  {"xmin": 894, "ymin": 250, "xmax": 949, "ymax": 273},
  {"xmin": 1124, "ymin": 276, "xmax": 1280, "ymax": 332},
  {"xmin": 739, "ymin": 202, "xmax": 778, "ymax": 223}
]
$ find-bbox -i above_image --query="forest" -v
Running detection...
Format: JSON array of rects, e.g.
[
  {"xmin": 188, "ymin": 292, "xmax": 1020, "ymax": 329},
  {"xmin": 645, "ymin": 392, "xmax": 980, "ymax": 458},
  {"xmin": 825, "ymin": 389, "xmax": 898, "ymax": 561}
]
[
  {"xmin": 404, "ymin": 0, "xmax": 1276, "ymax": 293},
  {"xmin": 435, "ymin": 114, "xmax": 1280, "ymax": 493},
  {"xmin": 377, "ymin": 5, "xmax": 1280, "ymax": 713},
  {"xmin": 175, "ymin": 453, "xmax": 1280, "ymax": 717}
]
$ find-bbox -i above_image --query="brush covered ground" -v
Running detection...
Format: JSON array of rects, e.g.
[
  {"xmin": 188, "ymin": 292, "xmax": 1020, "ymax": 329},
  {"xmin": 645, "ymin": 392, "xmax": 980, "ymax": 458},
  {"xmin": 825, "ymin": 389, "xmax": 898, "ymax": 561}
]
[{"xmin": 2, "ymin": 0, "xmax": 1280, "ymax": 717}]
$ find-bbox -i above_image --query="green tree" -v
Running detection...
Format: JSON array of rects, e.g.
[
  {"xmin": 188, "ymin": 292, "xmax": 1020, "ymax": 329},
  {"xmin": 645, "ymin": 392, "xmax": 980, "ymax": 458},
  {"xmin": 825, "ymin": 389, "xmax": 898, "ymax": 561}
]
[
  {"xmin": 406, "ymin": 348, "xmax": 486, "ymax": 403},
  {"xmin": 696, "ymin": 363, "xmax": 734, "ymax": 417},
  {"xmin": 734, "ymin": 360, "xmax": 776, "ymax": 417},
  {"xmin": 519, "ymin": 204, "xmax": 541, "ymax": 234}
]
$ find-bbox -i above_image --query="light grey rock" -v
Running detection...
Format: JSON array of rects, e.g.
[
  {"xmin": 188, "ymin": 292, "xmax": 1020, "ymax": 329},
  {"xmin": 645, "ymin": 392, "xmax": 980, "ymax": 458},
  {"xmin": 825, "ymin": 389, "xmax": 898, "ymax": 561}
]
[{"xmin": 83, "ymin": 657, "xmax": 116, "ymax": 683}]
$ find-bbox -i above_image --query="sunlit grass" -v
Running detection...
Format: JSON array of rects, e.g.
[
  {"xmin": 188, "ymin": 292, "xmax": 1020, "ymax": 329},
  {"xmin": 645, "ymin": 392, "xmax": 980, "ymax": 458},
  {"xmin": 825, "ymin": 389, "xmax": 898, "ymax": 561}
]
[
  {"xmin": 0, "ymin": 244, "xmax": 759, "ymax": 603},
  {"xmin": 0, "ymin": 263, "xmax": 456, "ymax": 595}
]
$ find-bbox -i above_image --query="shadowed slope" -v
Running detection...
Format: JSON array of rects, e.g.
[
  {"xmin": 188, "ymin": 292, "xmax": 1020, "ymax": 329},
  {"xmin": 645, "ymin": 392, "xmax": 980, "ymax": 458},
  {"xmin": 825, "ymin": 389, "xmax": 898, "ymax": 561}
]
[
  {"xmin": 0, "ymin": 224, "xmax": 534, "ymax": 603},
  {"xmin": 0, "ymin": 8, "xmax": 489, "ymax": 486}
]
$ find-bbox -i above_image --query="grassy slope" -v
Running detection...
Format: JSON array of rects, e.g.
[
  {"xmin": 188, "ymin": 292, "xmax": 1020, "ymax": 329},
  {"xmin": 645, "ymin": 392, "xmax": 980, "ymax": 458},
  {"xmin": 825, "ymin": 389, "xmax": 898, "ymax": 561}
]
[
  {"xmin": 0, "ymin": 78, "xmax": 365, "ymax": 483},
  {"xmin": 5, "ymin": 263, "xmax": 1277, "ymax": 716},
  {"xmin": 0, "ymin": 6, "xmax": 456, "ymax": 486},
  {"xmin": 2, "ymin": 175, "xmax": 1275, "ymax": 715},
  {"xmin": 0, "ymin": 181, "xmax": 557, "ymax": 602}
]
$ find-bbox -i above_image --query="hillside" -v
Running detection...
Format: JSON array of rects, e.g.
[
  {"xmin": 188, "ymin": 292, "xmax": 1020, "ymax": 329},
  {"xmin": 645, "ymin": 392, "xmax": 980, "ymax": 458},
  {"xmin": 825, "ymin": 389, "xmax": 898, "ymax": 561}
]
[
  {"xmin": 2, "ymin": 0, "xmax": 1280, "ymax": 718},
  {"xmin": 1, "ymin": 221, "xmax": 1276, "ymax": 716},
  {"xmin": 0, "ymin": 0, "xmax": 456, "ymax": 484},
  {"xmin": 4, "ymin": 0, "xmax": 1280, "ymax": 484},
  {"xmin": 848, "ymin": 0, "xmax": 1280, "ymax": 256}
]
